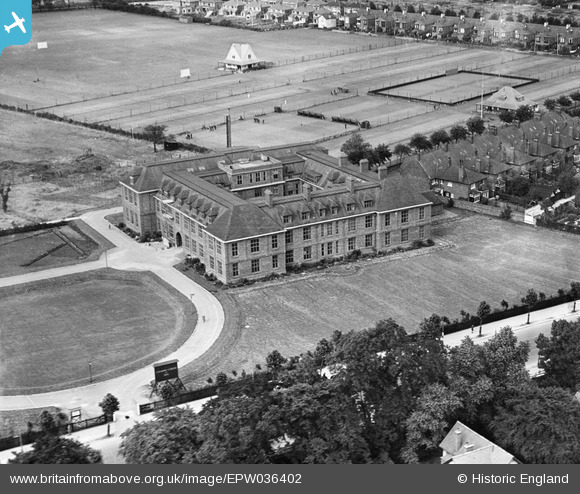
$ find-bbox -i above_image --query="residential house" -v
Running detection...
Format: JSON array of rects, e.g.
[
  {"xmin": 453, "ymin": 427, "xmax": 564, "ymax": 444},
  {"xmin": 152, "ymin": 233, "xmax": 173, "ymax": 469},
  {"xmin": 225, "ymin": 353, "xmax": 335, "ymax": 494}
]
[
  {"xmin": 317, "ymin": 12, "xmax": 338, "ymax": 29},
  {"xmin": 440, "ymin": 421, "xmax": 520, "ymax": 464}
]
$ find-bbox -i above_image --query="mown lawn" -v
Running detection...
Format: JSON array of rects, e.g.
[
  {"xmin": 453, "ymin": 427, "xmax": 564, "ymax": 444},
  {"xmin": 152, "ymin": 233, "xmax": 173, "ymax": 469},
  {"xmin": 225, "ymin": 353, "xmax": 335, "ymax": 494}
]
[
  {"xmin": 0, "ymin": 270, "xmax": 195, "ymax": 395},
  {"xmin": 181, "ymin": 213, "xmax": 580, "ymax": 386}
]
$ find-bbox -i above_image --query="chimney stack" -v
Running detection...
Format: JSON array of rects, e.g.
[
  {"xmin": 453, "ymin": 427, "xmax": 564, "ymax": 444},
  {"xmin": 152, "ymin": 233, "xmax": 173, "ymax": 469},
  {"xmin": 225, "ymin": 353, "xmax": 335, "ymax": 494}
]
[
  {"xmin": 532, "ymin": 138, "xmax": 539, "ymax": 156},
  {"xmin": 265, "ymin": 188, "xmax": 273, "ymax": 207},
  {"xmin": 378, "ymin": 166, "xmax": 388, "ymax": 180},
  {"xmin": 459, "ymin": 160, "xmax": 465, "ymax": 182},
  {"xmin": 554, "ymin": 130, "xmax": 561, "ymax": 147},
  {"xmin": 525, "ymin": 138, "xmax": 530, "ymax": 155},
  {"xmin": 359, "ymin": 158, "xmax": 369, "ymax": 173},
  {"xmin": 476, "ymin": 158, "xmax": 482, "ymax": 172},
  {"xmin": 455, "ymin": 429, "xmax": 462, "ymax": 452},
  {"xmin": 303, "ymin": 183, "xmax": 311, "ymax": 201},
  {"xmin": 338, "ymin": 154, "xmax": 346, "ymax": 167},
  {"xmin": 345, "ymin": 176, "xmax": 355, "ymax": 194}
]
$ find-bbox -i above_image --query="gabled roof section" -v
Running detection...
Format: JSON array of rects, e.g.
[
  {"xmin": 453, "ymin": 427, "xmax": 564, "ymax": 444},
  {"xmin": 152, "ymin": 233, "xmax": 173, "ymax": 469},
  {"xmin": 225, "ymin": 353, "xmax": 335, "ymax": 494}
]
[
  {"xmin": 377, "ymin": 173, "xmax": 432, "ymax": 212},
  {"xmin": 224, "ymin": 43, "xmax": 261, "ymax": 66},
  {"xmin": 206, "ymin": 203, "xmax": 283, "ymax": 241}
]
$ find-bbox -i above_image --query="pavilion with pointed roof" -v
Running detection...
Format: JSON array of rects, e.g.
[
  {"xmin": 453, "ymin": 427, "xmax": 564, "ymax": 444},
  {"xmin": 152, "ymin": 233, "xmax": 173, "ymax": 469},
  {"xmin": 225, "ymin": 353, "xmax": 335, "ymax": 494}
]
[
  {"xmin": 477, "ymin": 86, "xmax": 539, "ymax": 114},
  {"xmin": 222, "ymin": 43, "xmax": 263, "ymax": 72}
]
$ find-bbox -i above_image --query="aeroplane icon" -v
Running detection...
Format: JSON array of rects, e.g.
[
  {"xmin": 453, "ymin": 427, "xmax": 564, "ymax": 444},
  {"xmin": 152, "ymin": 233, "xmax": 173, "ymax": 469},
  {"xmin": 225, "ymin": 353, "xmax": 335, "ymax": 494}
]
[{"xmin": 4, "ymin": 12, "xmax": 26, "ymax": 34}]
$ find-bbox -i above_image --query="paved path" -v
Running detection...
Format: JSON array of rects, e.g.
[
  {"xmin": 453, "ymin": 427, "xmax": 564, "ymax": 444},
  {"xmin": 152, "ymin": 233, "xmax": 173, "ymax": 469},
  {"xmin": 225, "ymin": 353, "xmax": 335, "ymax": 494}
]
[{"xmin": 0, "ymin": 207, "xmax": 224, "ymax": 418}]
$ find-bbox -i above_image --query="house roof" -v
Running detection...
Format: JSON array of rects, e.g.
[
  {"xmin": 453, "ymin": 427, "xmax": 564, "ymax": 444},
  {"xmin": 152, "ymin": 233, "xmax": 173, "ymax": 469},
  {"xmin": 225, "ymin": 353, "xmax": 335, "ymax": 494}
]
[
  {"xmin": 483, "ymin": 86, "xmax": 537, "ymax": 112},
  {"xmin": 206, "ymin": 202, "xmax": 283, "ymax": 241},
  {"xmin": 440, "ymin": 421, "xmax": 520, "ymax": 464},
  {"xmin": 224, "ymin": 43, "xmax": 261, "ymax": 66}
]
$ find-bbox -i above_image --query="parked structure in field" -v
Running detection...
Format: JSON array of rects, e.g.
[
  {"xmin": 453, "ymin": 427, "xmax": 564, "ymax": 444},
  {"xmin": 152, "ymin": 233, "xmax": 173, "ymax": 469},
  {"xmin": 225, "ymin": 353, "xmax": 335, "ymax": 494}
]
[
  {"xmin": 440, "ymin": 421, "xmax": 520, "ymax": 464},
  {"xmin": 221, "ymin": 42, "xmax": 264, "ymax": 72},
  {"xmin": 120, "ymin": 145, "xmax": 434, "ymax": 283},
  {"xmin": 477, "ymin": 86, "xmax": 539, "ymax": 114}
]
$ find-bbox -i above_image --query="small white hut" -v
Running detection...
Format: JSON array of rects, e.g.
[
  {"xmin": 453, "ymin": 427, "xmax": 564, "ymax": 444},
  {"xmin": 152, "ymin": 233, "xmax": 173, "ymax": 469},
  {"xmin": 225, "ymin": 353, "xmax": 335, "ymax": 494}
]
[{"xmin": 222, "ymin": 43, "xmax": 262, "ymax": 72}]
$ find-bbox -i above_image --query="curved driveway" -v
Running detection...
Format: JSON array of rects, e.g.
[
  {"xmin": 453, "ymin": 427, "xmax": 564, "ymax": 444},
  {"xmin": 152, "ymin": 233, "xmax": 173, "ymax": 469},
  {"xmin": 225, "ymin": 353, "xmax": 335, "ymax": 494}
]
[{"xmin": 0, "ymin": 207, "xmax": 224, "ymax": 417}]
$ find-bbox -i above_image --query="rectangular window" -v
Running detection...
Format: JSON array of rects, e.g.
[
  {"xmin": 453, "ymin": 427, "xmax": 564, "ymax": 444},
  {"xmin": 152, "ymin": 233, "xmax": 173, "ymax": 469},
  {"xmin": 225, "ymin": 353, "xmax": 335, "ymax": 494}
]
[
  {"xmin": 301, "ymin": 211, "xmax": 310, "ymax": 220},
  {"xmin": 271, "ymin": 235, "xmax": 278, "ymax": 249},
  {"xmin": 331, "ymin": 206, "xmax": 339, "ymax": 215},
  {"xmin": 321, "ymin": 243, "xmax": 325, "ymax": 257},
  {"xmin": 208, "ymin": 237, "xmax": 214, "ymax": 251},
  {"xmin": 255, "ymin": 172, "xmax": 261, "ymax": 183},
  {"xmin": 327, "ymin": 223, "xmax": 333, "ymax": 236},
  {"xmin": 335, "ymin": 241, "xmax": 339, "ymax": 253},
  {"xmin": 365, "ymin": 234, "xmax": 373, "ymax": 247},
  {"xmin": 303, "ymin": 246, "xmax": 312, "ymax": 260},
  {"xmin": 401, "ymin": 229, "xmax": 409, "ymax": 242},
  {"xmin": 285, "ymin": 230, "xmax": 293, "ymax": 245},
  {"xmin": 346, "ymin": 203, "xmax": 355, "ymax": 212},
  {"xmin": 303, "ymin": 226, "xmax": 311, "ymax": 241},
  {"xmin": 254, "ymin": 189, "xmax": 263, "ymax": 197},
  {"xmin": 401, "ymin": 210, "xmax": 409, "ymax": 224},
  {"xmin": 419, "ymin": 207, "xmax": 425, "ymax": 220},
  {"xmin": 384, "ymin": 232, "xmax": 391, "ymax": 246},
  {"xmin": 272, "ymin": 254, "xmax": 279, "ymax": 269},
  {"xmin": 348, "ymin": 237, "xmax": 356, "ymax": 251},
  {"xmin": 250, "ymin": 238, "xmax": 260, "ymax": 253},
  {"xmin": 231, "ymin": 242, "xmax": 239, "ymax": 257},
  {"xmin": 335, "ymin": 222, "xmax": 339, "ymax": 235},
  {"xmin": 327, "ymin": 242, "xmax": 333, "ymax": 255},
  {"xmin": 199, "ymin": 245, "xmax": 204, "ymax": 258},
  {"xmin": 319, "ymin": 209, "xmax": 326, "ymax": 217},
  {"xmin": 365, "ymin": 214, "xmax": 373, "ymax": 228},
  {"xmin": 364, "ymin": 200, "xmax": 373, "ymax": 208},
  {"xmin": 348, "ymin": 218, "xmax": 356, "ymax": 231},
  {"xmin": 273, "ymin": 170, "xmax": 280, "ymax": 180},
  {"xmin": 419, "ymin": 226, "xmax": 425, "ymax": 239},
  {"xmin": 285, "ymin": 250, "xmax": 294, "ymax": 265},
  {"xmin": 251, "ymin": 259, "xmax": 260, "ymax": 273},
  {"xmin": 283, "ymin": 215, "xmax": 292, "ymax": 224},
  {"xmin": 209, "ymin": 256, "xmax": 215, "ymax": 270},
  {"xmin": 217, "ymin": 242, "xmax": 222, "ymax": 255},
  {"xmin": 236, "ymin": 175, "xmax": 243, "ymax": 185},
  {"xmin": 232, "ymin": 263, "xmax": 239, "ymax": 277},
  {"xmin": 384, "ymin": 213, "xmax": 391, "ymax": 227},
  {"xmin": 217, "ymin": 260, "xmax": 223, "ymax": 275},
  {"xmin": 191, "ymin": 239, "xmax": 197, "ymax": 253}
]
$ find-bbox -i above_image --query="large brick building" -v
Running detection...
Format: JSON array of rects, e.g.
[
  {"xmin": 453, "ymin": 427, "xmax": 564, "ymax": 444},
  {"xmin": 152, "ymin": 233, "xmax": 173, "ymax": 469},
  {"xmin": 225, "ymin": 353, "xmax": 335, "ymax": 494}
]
[{"xmin": 120, "ymin": 145, "xmax": 434, "ymax": 283}]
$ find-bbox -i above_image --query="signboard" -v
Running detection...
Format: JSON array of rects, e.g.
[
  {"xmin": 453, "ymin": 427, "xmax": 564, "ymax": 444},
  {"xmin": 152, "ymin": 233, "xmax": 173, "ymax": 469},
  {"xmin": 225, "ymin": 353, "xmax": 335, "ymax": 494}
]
[
  {"xmin": 180, "ymin": 68, "xmax": 190, "ymax": 78},
  {"xmin": 153, "ymin": 359, "xmax": 179, "ymax": 383},
  {"xmin": 37, "ymin": 41, "xmax": 47, "ymax": 49}
]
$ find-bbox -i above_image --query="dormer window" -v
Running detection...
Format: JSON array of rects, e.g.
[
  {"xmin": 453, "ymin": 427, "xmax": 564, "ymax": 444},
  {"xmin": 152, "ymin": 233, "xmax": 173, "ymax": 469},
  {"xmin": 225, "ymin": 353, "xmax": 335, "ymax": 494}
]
[{"xmin": 283, "ymin": 215, "xmax": 292, "ymax": 224}]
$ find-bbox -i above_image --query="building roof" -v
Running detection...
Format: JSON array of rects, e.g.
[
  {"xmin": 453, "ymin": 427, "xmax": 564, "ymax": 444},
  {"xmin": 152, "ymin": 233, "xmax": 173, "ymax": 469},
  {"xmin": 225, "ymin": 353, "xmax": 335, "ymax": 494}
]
[
  {"xmin": 440, "ymin": 421, "xmax": 520, "ymax": 464},
  {"xmin": 224, "ymin": 43, "xmax": 261, "ymax": 66},
  {"xmin": 206, "ymin": 202, "xmax": 283, "ymax": 240},
  {"xmin": 483, "ymin": 86, "xmax": 537, "ymax": 112}
]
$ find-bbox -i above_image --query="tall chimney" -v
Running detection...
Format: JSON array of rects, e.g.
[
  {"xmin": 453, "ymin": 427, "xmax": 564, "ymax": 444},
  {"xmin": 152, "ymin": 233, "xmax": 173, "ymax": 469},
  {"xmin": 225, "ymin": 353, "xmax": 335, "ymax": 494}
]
[
  {"xmin": 554, "ymin": 130, "xmax": 561, "ymax": 147},
  {"xmin": 345, "ymin": 176, "xmax": 355, "ymax": 194},
  {"xmin": 532, "ymin": 138, "xmax": 539, "ymax": 156},
  {"xmin": 459, "ymin": 161, "xmax": 465, "ymax": 182},
  {"xmin": 378, "ymin": 166, "xmax": 387, "ymax": 180},
  {"xmin": 525, "ymin": 138, "xmax": 530, "ymax": 155},
  {"xmin": 476, "ymin": 158, "xmax": 482, "ymax": 172}
]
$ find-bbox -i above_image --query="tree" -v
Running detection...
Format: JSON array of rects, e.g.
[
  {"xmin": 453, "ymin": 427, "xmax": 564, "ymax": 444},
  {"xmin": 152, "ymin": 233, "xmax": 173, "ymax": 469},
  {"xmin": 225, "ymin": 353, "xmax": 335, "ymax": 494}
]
[
  {"xmin": 264, "ymin": 381, "xmax": 370, "ymax": 463},
  {"xmin": 372, "ymin": 143, "xmax": 392, "ymax": 164},
  {"xmin": 119, "ymin": 407, "xmax": 203, "ymax": 463},
  {"xmin": 0, "ymin": 174, "xmax": 11, "ymax": 214},
  {"xmin": 449, "ymin": 124, "xmax": 468, "ymax": 142},
  {"xmin": 557, "ymin": 169, "xmax": 579, "ymax": 196},
  {"xmin": 521, "ymin": 288, "xmax": 539, "ymax": 324},
  {"xmin": 569, "ymin": 91, "xmax": 580, "ymax": 102},
  {"xmin": 491, "ymin": 386, "xmax": 580, "ymax": 464},
  {"xmin": 266, "ymin": 349, "xmax": 287, "ymax": 375},
  {"xmin": 9, "ymin": 434, "xmax": 102, "ymax": 464},
  {"xmin": 402, "ymin": 384, "xmax": 462, "ymax": 463},
  {"xmin": 557, "ymin": 95, "xmax": 572, "ymax": 107},
  {"xmin": 430, "ymin": 129, "xmax": 451, "ymax": 147},
  {"xmin": 393, "ymin": 143, "xmax": 411, "ymax": 160},
  {"xmin": 498, "ymin": 110, "xmax": 515, "ymax": 124},
  {"xmin": 476, "ymin": 301, "xmax": 491, "ymax": 336},
  {"xmin": 466, "ymin": 116, "xmax": 485, "ymax": 135},
  {"xmin": 340, "ymin": 133, "xmax": 372, "ymax": 165},
  {"xmin": 544, "ymin": 98, "xmax": 557, "ymax": 111},
  {"xmin": 409, "ymin": 133, "xmax": 432, "ymax": 152},
  {"xmin": 536, "ymin": 318, "xmax": 580, "ymax": 390},
  {"xmin": 506, "ymin": 176, "xmax": 530, "ymax": 197},
  {"xmin": 216, "ymin": 372, "xmax": 228, "ymax": 387},
  {"xmin": 501, "ymin": 300, "xmax": 509, "ymax": 311},
  {"xmin": 143, "ymin": 124, "xmax": 167, "ymax": 153},
  {"xmin": 99, "ymin": 393, "xmax": 120, "ymax": 422},
  {"xmin": 514, "ymin": 105, "xmax": 534, "ymax": 123}
]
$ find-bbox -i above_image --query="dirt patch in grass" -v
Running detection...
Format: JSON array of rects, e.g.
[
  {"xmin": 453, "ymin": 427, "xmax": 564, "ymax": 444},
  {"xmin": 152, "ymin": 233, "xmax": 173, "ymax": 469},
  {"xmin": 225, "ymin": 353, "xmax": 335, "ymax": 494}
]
[
  {"xmin": 0, "ymin": 269, "xmax": 196, "ymax": 395},
  {"xmin": 0, "ymin": 219, "xmax": 112, "ymax": 278}
]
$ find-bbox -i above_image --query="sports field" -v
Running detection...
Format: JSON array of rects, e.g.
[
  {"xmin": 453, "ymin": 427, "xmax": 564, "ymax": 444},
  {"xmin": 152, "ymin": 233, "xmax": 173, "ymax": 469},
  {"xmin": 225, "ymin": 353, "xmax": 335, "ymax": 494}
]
[
  {"xmin": 4, "ymin": 10, "xmax": 579, "ymax": 151},
  {"xmin": 178, "ymin": 213, "xmax": 580, "ymax": 385},
  {"xmin": 376, "ymin": 72, "xmax": 535, "ymax": 105},
  {"xmin": 0, "ymin": 270, "xmax": 195, "ymax": 395}
]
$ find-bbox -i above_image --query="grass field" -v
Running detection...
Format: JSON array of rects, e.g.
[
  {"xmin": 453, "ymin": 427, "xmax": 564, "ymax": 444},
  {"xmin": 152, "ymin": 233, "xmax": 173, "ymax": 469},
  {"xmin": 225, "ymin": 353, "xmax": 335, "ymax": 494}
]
[
  {"xmin": 177, "ymin": 212, "xmax": 580, "ymax": 387},
  {"xmin": 0, "ymin": 270, "xmax": 196, "ymax": 395}
]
